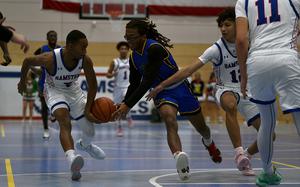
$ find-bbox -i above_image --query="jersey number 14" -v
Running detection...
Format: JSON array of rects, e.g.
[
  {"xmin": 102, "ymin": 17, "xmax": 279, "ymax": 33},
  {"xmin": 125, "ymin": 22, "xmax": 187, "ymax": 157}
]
[{"xmin": 256, "ymin": 0, "xmax": 281, "ymax": 26}]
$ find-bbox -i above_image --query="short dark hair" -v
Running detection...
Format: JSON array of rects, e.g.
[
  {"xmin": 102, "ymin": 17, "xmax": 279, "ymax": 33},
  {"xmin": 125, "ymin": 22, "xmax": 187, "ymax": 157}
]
[
  {"xmin": 116, "ymin": 41, "xmax": 129, "ymax": 50},
  {"xmin": 47, "ymin": 30, "xmax": 57, "ymax": 37},
  {"xmin": 216, "ymin": 7, "xmax": 236, "ymax": 27},
  {"xmin": 66, "ymin": 30, "xmax": 86, "ymax": 44}
]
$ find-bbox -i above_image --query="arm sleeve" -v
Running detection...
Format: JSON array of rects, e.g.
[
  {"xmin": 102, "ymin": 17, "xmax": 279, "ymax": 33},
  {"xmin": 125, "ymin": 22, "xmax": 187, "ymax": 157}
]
[
  {"xmin": 0, "ymin": 26, "xmax": 13, "ymax": 42},
  {"xmin": 124, "ymin": 44, "xmax": 168, "ymax": 108},
  {"xmin": 123, "ymin": 56, "xmax": 142, "ymax": 102},
  {"xmin": 235, "ymin": 0, "xmax": 247, "ymax": 18},
  {"xmin": 198, "ymin": 45, "xmax": 220, "ymax": 65}
]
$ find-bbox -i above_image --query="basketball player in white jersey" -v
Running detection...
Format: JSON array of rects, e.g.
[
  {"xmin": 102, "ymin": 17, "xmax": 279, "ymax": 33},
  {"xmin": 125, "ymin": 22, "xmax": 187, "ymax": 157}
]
[
  {"xmin": 146, "ymin": 8, "xmax": 271, "ymax": 176},
  {"xmin": 236, "ymin": 0, "xmax": 300, "ymax": 185},
  {"xmin": 107, "ymin": 41, "xmax": 132, "ymax": 137},
  {"xmin": 18, "ymin": 30, "xmax": 106, "ymax": 181}
]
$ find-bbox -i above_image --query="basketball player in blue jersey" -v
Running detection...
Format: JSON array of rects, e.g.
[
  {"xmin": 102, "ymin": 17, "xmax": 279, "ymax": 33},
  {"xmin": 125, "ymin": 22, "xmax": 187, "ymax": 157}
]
[
  {"xmin": 32, "ymin": 30, "xmax": 61, "ymax": 139},
  {"xmin": 147, "ymin": 8, "xmax": 274, "ymax": 176},
  {"xmin": 18, "ymin": 30, "xmax": 105, "ymax": 181},
  {"xmin": 236, "ymin": 0, "xmax": 300, "ymax": 186},
  {"xmin": 112, "ymin": 19, "xmax": 222, "ymax": 181}
]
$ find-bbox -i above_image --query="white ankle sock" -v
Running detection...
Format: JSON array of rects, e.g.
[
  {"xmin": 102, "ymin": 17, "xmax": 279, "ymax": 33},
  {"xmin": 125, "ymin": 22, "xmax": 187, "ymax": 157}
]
[
  {"xmin": 244, "ymin": 148, "xmax": 252, "ymax": 159},
  {"xmin": 235, "ymin": 146, "xmax": 244, "ymax": 155},
  {"xmin": 65, "ymin": 149, "xmax": 75, "ymax": 163},
  {"xmin": 202, "ymin": 137, "xmax": 212, "ymax": 146},
  {"xmin": 173, "ymin": 151, "xmax": 181, "ymax": 159}
]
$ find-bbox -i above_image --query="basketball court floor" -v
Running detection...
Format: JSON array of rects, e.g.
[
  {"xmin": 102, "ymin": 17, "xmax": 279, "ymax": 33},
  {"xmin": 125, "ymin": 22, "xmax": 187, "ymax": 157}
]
[{"xmin": 0, "ymin": 120, "xmax": 299, "ymax": 187}]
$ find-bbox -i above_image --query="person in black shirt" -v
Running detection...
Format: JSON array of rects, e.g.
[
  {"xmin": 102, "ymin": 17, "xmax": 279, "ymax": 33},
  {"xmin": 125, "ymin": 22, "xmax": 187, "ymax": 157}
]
[
  {"xmin": 0, "ymin": 11, "xmax": 29, "ymax": 61},
  {"xmin": 0, "ymin": 26, "xmax": 29, "ymax": 53}
]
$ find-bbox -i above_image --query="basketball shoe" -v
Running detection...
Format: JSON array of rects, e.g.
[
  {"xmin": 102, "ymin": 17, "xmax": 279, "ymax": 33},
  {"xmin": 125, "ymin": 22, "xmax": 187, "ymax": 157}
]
[{"xmin": 76, "ymin": 139, "xmax": 106, "ymax": 160}]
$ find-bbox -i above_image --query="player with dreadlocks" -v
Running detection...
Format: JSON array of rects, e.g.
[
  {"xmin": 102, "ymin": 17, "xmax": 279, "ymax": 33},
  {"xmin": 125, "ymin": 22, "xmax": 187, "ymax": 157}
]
[{"xmin": 112, "ymin": 19, "xmax": 222, "ymax": 180}]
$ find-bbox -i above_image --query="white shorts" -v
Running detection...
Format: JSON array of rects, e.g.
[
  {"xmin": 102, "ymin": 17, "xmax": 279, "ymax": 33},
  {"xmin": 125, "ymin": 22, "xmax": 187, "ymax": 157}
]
[
  {"xmin": 44, "ymin": 85, "xmax": 86, "ymax": 120},
  {"xmin": 113, "ymin": 87, "xmax": 127, "ymax": 104},
  {"xmin": 215, "ymin": 86, "xmax": 260, "ymax": 126},
  {"xmin": 247, "ymin": 52, "xmax": 300, "ymax": 114}
]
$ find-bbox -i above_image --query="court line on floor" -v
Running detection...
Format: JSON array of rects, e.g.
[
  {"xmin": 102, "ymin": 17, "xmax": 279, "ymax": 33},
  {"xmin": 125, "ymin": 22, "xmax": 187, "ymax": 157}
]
[
  {"xmin": 0, "ymin": 167, "xmax": 296, "ymax": 178},
  {"xmin": 148, "ymin": 168, "xmax": 300, "ymax": 187},
  {"xmin": 159, "ymin": 182, "xmax": 300, "ymax": 185},
  {"xmin": 271, "ymin": 160, "xmax": 300, "ymax": 169},
  {"xmin": 0, "ymin": 168, "xmax": 177, "ymax": 177},
  {"xmin": 5, "ymin": 159, "xmax": 15, "ymax": 187},
  {"xmin": 1, "ymin": 124, "xmax": 5, "ymax": 138}
]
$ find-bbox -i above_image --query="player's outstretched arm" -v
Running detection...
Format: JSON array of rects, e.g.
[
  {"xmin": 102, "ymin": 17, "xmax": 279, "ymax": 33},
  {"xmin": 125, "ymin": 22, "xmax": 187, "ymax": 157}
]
[
  {"xmin": 18, "ymin": 53, "xmax": 52, "ymax": 94},
  {"xmin": 106, "ymin": 61, "xmax": 115, "ymax": 78},
  {"xmin": 146, "ymin": 59, "xmax": 204, "ymax": 100},
  {"xmin": 82, "ymin": 55, "xmax": 101, "ymax": 123}
]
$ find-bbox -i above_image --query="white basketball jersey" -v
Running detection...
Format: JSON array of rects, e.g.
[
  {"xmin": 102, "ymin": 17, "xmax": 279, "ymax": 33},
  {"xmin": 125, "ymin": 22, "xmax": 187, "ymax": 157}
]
[
  {"xmin": 45, "ymin": 48, "xmax": 83, "ymax": 89},
  {"xmin": 214, "ymin": 39, "xmax": 240, "ymax": 88},
  {"xmin": 236, "ymin": 0, "xmax": 300, "ymax": 55},
  {"xmin": 199, "ymin": 38, "xmax": 240, "ymax": 88},
  {"xmin": 113, "ymin": 58, "xmax": 130, "ymax": 88}
]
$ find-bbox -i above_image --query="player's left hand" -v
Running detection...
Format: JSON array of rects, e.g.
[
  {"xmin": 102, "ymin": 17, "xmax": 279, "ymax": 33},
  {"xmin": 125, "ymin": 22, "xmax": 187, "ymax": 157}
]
[
  {"xmin": 112, "ymin": 103, "xmax": 130, "ymax": 121},
  {"xmin": 146, "ymin": 85, "xmax": 164, "ymax": 101},
  {"xmin": 1, "ymin": 53, "xmax": 12, "ymax": 66}
]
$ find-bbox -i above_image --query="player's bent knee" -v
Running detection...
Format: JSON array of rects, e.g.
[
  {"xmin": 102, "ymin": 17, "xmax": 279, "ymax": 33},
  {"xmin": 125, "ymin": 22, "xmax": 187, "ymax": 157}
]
[{"xmin": 223, "ymin": 102, "xmax": 238, "ymax": 113}]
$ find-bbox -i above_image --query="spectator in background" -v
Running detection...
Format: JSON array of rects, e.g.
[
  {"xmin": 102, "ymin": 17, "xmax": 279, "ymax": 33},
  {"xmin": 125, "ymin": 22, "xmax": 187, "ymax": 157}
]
[
  {"xmin": 190, "ymin": 72, "xmax": 205, "ymax": 102},
  {"xmin": 22, "ymin": 70, "xmax": 38, "ymax": 122}
]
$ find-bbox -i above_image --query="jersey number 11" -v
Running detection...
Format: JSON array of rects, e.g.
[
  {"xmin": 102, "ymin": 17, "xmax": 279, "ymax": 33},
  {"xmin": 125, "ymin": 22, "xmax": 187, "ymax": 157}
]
[{"xmin": 256, "ymin": 0, "xmax": 281, "ymax": 26}]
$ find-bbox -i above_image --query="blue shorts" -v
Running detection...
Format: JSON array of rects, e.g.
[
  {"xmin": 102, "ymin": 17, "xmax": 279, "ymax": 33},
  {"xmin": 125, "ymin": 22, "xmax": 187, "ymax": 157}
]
[{"xmin": 154, "ymin": 82, "xmax": 201, "ymax": 116}]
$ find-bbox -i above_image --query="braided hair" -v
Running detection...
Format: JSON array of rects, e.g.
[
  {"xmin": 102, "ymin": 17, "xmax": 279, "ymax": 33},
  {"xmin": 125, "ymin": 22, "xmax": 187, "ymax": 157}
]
[{"xmin": 126, "ymin": 19, "xmax": 173, "ymax": 48}]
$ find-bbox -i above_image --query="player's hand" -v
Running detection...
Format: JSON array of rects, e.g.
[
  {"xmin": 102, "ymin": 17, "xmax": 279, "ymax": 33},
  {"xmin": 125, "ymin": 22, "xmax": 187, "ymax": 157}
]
[
  {"xmin": 240, "ymin": 76, "xmax": 248, "ymax": 99},
  {"xmin": 1, "ymin": 53, "xmax": 12, "ymax": 66},
  {"xmin": 17, "ymin": 80, "xmax": 26, "ymax": 95},
  {"xmin": 112, "ymin": 103, "xmax": 130, "ymax": 121},
  {"xmin": 84, "ymin": 111, "xmax": 102, "ymax": 124},
  {"xmin": 20, "ymin": 41, "xmax": 30, "ymax": 53},
  {"xmin": 146, "ymin": 85, "xmax": 164, "ymax": 101}
]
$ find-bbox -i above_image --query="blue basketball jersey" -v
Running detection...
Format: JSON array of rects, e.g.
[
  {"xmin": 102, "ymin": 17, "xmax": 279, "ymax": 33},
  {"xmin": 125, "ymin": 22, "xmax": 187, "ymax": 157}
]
[
  {"xmin": 131, "ymin": 39, "xmax": 178, "ymax": 88},
  {"xmin": 131, "ymin": 39, "xmax": 200, "ymax": 115}
]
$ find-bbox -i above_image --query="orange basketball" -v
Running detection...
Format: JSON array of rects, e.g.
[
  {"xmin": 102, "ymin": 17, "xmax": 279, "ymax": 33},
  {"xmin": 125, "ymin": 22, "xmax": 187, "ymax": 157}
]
[{"xmin": 91, "ymin": 97, "xmax": 117, "ymax": 123}]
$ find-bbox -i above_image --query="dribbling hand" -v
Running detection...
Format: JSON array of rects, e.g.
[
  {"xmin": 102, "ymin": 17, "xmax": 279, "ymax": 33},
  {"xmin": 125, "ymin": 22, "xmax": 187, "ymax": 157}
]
[
  {"xmin": 1, "ymin": 54, "xmax": 12, "ymax": 66},
  {"xmin": 112, "ymin": 103, "xmax": 130, "ymax": 121}
]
